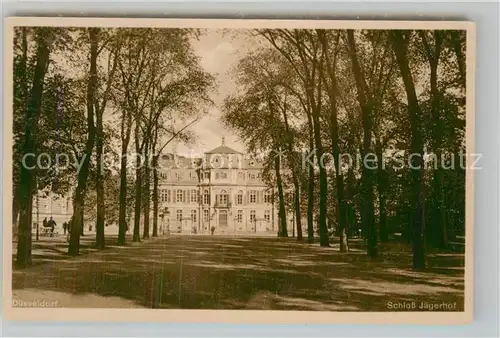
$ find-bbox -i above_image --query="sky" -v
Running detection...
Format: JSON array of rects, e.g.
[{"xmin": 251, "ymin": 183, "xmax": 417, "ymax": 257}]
[
  {"xmin": 168, "ymin": 29, "xmax": 250, "ymax": 156},
  {"xmin": 48, "ymin": 29, "xmax": 260, "ymax": 159}
]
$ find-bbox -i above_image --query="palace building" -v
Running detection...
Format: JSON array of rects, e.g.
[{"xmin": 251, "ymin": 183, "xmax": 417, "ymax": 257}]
[
  {"xmin": 157, "ymin": 138, "xmax": 286, "ymax": 235},
  {"xmin": 26, "ymin": 138, "xmax": 299, "ymax": 237}
]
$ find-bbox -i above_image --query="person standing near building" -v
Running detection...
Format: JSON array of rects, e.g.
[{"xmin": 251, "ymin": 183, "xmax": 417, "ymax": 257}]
[{"xmin": 48, "ymin": 217, "xmax": 56, "ymax": 237}]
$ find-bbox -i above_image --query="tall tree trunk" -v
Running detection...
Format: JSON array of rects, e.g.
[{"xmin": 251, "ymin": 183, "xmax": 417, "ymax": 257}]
[
  {"xmin": 376, "ymin": 138, "xmax": 388, "ymax": 242},
  {"xmin": 345, "ymin": 167, "xmax": 357, "ymax": 237},
  {"xmin": 94, "ymin": 26, "xmax": 119, "ymax": 249},
  {"xmin": 336, "ymin": 170, "xmax": 348, "ymax": 251},
  {"xmin": 306, "ymin": 120, "xmax": 315, "ymax": 243},
  {"xmin": 281, "ymin": 103, "xmax": 302, "ymax": 240},
  {"xmin": 152, "ymin": 154, "xmax": 159, "ymax": 237},
  {"xmin": 13, "ymin": 27, "xmax": 29, "ymax": 234},
  {"xmin": 319, "ymin": 30, "xmax": 348, "ymax": 252},
  {"xmin": 275, "ymin": 152, "xmax": 287, "ymax": 237},
  {"xmin": 390, "ymin": 31, "xmax": 426, "ymax": 270},
  {"xmin": 449, "ymin": 31, "xmax": 466, "ymax": 89},
  {"xmin": 16, "ymin": 29, "xmax": 51, "ymax": 267},
  {"xmin": 133, "ymin": 123, "xmax": 142, "ymax": 242},
  {"xmin": 143, "ymin": 141, "xmax": 151, "ymax": 239},
  {"xmin": 292, "ymin": 177, "xmax": 303, "ymax": 240},
  {"xmin": 421, "ymin": 31, "xmax": 447, "ymax": 249},
  {"xmin": 117, "ymin": 139, "xmax": 129, "ymax": 245},
  {"xmin": 69, "ymin": 28, "xmax": 98, "ymax": 256},
  {"xmin": 95, "ymin": 102, "xmax": 105, "ymax": 249},
  {"xmin": 311, "ymin": 110, "xmax": 329, "ymax": 247},
  {"xmin": 347, "ymin": 30, "xmax": 377, "ymax": 258}
]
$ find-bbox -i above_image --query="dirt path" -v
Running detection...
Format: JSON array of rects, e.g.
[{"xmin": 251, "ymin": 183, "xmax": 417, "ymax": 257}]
[{"xmin": 12, "ymin": 236, "xmax": 465, "ymax": 311}]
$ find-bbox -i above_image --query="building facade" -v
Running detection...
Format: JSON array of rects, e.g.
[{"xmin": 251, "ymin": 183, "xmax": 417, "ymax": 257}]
[
  {"xmin": 26, "ymin": 139, "xmax": 300, "ymax": 237},
  {"xmin": 158, "ymin": 139, "xmax": 282, "ymax": 235},
  {"xmin": 30, "ymin": 192, "xmax": 73, "ymax": 233}
]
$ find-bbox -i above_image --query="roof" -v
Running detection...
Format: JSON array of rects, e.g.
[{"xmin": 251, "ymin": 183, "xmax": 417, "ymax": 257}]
[{"xmin": 205, "ymin": 145, "xmax": 242, "ymax": 155}]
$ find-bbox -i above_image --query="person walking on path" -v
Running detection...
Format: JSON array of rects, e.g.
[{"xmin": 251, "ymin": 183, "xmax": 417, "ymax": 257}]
[{"xmin": 48, "ymin": 217, "xmax": 56, "ymax": 237}]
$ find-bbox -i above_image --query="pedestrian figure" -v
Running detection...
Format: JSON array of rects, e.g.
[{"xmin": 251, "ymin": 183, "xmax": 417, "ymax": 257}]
[
  {"xmin": 62, "ymin": 222, "xmax": 67, "ymax": 235},
  {"xmin": 66, "ymin": 218, "xmax": 72, "ymax": 242},
  {"xmin": 211, "ymin": 226, "xmax": 215, "ymax": 235},
  {"xmin": 48, "ymin": 217, "xmax": 56, "ymax": 237},
  {"xmin": 42, "ymin": 217, "xmax": 48, "ymax": 229}
]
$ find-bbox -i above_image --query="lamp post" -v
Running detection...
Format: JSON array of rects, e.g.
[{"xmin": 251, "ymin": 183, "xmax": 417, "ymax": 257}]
[
  {"xmin": 36, "ymin": 191, "xmax": 40, "ymax": 241},
  {"xmin": 159, "ymin": 211, "xmax": 164, "ymax": 236},
  {"xmin": 164, "ymin": 207, "xmax": 170, "ymax": 235}
]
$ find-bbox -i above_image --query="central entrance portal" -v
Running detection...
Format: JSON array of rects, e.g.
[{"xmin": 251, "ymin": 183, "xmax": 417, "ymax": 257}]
[{"xmin": 219, "ymin": 210, "xmax": 228, "ymax": 229}]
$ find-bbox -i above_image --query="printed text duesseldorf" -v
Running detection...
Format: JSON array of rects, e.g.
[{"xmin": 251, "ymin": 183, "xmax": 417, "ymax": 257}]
[{"xmin": 12, "ymin": 299, "xmax": 59, "ymax": 308}]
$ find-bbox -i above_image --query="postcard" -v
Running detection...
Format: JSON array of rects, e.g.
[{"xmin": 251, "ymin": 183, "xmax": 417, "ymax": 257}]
[{"xmin": 3, "ymin": 17, "xmax": 475, "ymax": 324}]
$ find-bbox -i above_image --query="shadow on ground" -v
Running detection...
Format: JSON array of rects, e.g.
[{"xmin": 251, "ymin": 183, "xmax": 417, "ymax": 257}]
[{"xmin": 12, "ymin": 235, "xmax": 464, "ymax": 311}]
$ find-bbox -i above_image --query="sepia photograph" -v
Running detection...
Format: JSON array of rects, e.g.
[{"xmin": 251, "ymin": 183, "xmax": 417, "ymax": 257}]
[{"xmin": 3, "ymin": 18, "xmax": 475, "ymax": 324}]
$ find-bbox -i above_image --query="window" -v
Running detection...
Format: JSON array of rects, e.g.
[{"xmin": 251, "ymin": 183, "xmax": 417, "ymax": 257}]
[
  {"xmin": 203, "ymin": 171, "xmax": 210, "ymax": 180},
  {"xmin": 250, "ymin": 190, "xmax": 257, "ymax": 204},
  {"xmin": 161, "ymin": 189, "xmax": 171, "ymax": 202},
  {"xmin": 250, "ymin": 210, "xmax": 256, "ymax": 222},
  {"xmin": 203, "ymin": 190, "xmax": 210, "ymax": 205},
  {"xmin": 237, "ymin": 190, "xmax": 243, "ymax": 205},
  {"xmin": 176, "ymin": 210, "xmax": 183, "ymax": 223},
  {"xmin": 219, "ymin": 190, "xmax": 228, "ymax": 205},
  {"xmin": 176, "ymin": 189, "xmax": 184, "ymax": 203},
  {"xmin": 203, "ymin": 209, "xmax": 210, "ymax": 222},
  {"xmin": 248, "ymin": 172, "xmax": 256, "ymax": 180},
  {"xmin": 175, "ymin": 172, "xmax": 183, "ymax": 181},
  {"xmin": 264, "ymin": 191, "xmax": 272, "ymax": 204},
  {"xmin": 190, "ymin": 190, "xmax": 198, "ymax": 203},
  {"xmin": 264, "ymin": 210, "xmax": 270, "ymax": 222},
  {"xmin": 191, "ymin": 210, "xmax": 197, "ymax": 223},
  {"xmin": 237, "ymin": 210, "xmax": 243, "ymax": 223}
]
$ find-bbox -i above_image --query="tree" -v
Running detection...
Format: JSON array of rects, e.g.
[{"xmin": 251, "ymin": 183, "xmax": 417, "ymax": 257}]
[
  {"xmin": 318, "ymin": 30, "xmax": 348, "ymax": 251},
  {"xmin": 222, "ymin": 53, "xmax": 291, "ymax": 237},
  {"xmin": 390, "ymin": 30, "xmax": 426, "ymax": 270},
  {"xmin": 113, "ymin": 29, "xmax": 153, "ymax": 245},
  {"xmin": 345, "ymin": 30, "xmax": 378, "ymax": 258},
  {"xmin": 259, "ymin": 29, "xmax": 330, "ymax": 246},
  {"xmin": 94, "ymin": 29, "xmax": 121, "ymax": 249},
  {"xmin": 15, "ymin": 28, "xmax": 54, "ymax": 267},
  {"xmin": 68, "ymin": 27, "xmax": 98, "ymax": 256}
]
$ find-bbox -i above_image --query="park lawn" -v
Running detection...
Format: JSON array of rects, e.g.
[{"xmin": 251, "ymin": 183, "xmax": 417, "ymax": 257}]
[{"xmin": 12, "ymin": 235, "xmax": 464, "ymax": 311}]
